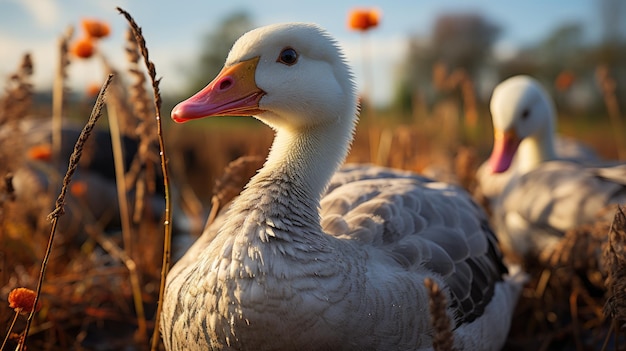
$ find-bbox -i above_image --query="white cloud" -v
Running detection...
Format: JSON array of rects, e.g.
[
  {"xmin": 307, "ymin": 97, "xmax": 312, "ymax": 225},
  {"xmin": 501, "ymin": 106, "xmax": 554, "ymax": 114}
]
[
  {"xmin": 0, "ymin": 33, "xmax": 57, "ymax": 92},
  {"xmin": 492, "ymin": 40, "xmax": 519, "ymax": 62},
  {"xmin": 342, "ymin": 34, "xmax": 408, "ymax": 105},
  {"xmin": 15, "ymin": 0, "xmax": 61, "ymax": 29}
]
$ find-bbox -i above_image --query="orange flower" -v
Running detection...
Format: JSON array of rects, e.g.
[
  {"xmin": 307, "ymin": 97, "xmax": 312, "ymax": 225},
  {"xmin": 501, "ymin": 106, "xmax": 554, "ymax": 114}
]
[
  {"xmin": 348, "ymin": 8, "xmax": 380, "ymax": 31},
  {"xmin": 70, "ymin": 181, "xmax": 88, "ymax": 197},
  {"xmin": 8, "ymin": 287, "xmax": 41, "ymax": 314},
  {"xmin": 86, "ymin": 82, "xmax": 101, "ymax": 97},
  {"xmin": 27, "ymin": 144, "xmax": 52, "ymax": 161},
  {"xmin": 81, "ymin": 18, "xmax": 111, "ymax": 39},
  {"xmin": 555, "ymin": 71, "xmax": 575, "ymax": 92},
  {"xmin": 71, "ymin": 37, "xmax": 96, "ymax": 59}
]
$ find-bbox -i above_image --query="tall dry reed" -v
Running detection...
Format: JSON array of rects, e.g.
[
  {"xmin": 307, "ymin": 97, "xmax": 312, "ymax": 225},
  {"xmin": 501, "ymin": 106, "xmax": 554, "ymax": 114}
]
[{"xmin": 17, "ymin": 74, "xmax": 114, "ymax": 350}]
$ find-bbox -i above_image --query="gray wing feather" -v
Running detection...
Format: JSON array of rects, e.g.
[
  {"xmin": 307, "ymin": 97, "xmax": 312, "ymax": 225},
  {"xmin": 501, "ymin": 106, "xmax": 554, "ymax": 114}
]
[
  {"xmin": 494, "ymin": 160, "xmax": 626, "ymax": 255},
  {"xmin": 321, "ymin": 165, "xmax": 506, "ymax": 325}
]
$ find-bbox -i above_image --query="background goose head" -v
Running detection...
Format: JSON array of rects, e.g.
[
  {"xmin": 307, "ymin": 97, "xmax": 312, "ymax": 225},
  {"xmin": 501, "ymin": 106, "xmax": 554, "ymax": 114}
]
[
  {"xmin": 171, "ymin": 22, "xmax": 358, "ymax": 198},
  {"xmin": 488, "ymin": 75, "xmax": 557, "ymax": 174}
]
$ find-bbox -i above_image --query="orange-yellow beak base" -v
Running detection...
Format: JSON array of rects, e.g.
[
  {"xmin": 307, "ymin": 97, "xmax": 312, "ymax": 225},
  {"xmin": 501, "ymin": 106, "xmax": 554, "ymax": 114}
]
[{"xmin": 171, "ymin": 57, "xmax": 265, "ymax": 123}]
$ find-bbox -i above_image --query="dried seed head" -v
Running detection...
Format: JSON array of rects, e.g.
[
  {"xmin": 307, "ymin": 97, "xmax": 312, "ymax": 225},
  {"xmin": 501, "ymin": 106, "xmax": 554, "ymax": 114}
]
[
  {"xmin": 603, "ymin": 206, "xmax": 626, "ymax": 326},
  {"xmin": 424, "ymin": 278, "xmax": 456, "ymax": 351},
  {"xmin": 8, "ymin": 287, "xmax": 41, "ymax": 314}
]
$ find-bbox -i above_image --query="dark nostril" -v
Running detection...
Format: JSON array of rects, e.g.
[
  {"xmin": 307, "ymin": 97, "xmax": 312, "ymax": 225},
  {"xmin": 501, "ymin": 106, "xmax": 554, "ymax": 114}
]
[{"xmin": 218, "ymin": 77, "xmax": 233, "ymax": 91}]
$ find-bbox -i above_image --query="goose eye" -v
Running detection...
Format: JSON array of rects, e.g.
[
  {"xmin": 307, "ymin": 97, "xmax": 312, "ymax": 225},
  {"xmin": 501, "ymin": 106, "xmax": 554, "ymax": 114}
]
[
  {"xmin": 521, "ymin": 109, "xmax": 530, "ymax": 119},
  {"xmin": 277, "ymin": 48, "xmax": 298, "ymax": 65}
]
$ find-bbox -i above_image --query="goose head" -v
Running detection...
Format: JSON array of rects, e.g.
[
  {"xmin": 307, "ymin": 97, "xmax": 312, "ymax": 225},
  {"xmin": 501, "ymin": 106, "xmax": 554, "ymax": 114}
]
[
  {"xmin": 488, "ymin": 75, "xmax": 557, "ymax": 173},
  {"xmin": 171, "ymin": 23, "xmax": 358, "ymax": 198},
  {"xmin": 171, "ymin": 23, "xmax": 357, "ymax": 133}
]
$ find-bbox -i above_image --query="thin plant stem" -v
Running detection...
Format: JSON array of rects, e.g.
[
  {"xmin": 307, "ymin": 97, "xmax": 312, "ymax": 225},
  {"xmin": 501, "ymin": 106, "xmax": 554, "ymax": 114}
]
[
  {"xmin": 360, "ymin": 32, "xmax": 374, "ymax": 120},
  {"xmin": 105, "ymin": 92, "xmax": 148, "ymax": 341},
  {"xmin": 116, "ymin": 7, "xmax": 173, "ymax": 350},
  {"xmin": 599, "ymin": 317, "xmax": 614, "ymax": 351},
  {"xmin": 17, "ymin": 74, "xmax": 114, "ymax": 351},
  {"xmin": 51, "ymin": 27, "xmax": 73, "ymax": 167},
  {"xmin": 0, "ymin": 311, "xmax": 19, "ymax": 350},
  {"xmin": 105, "ymin": 86, "xmax": 134, "ymax": 254},
  {"xmin": 596, "ymin": 65, "xmax": 626, "ymax": 160}
]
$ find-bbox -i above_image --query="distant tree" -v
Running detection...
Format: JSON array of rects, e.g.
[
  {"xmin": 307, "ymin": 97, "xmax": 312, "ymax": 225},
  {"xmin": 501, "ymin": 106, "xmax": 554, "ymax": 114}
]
[
  {"xmin": 594, "ymin": 0, "xmax": 626, "ymax": 71},
  {"xmin": 599, "ymin": 0, "xmax": 625, "ymax": 45},
  {"xmin": 431, "ymin": 13, "xmax": 500, "ymax": 77},
  {"xmin": 499, "ymin": 22, "xmax": 585, "ymax": 81},
  {"xmin": 182, "ymin": 11, "xmax": 254, "ymax": 98},
  {"xmin": 392, "ymin": 13, "xmax": 500, "ymax": 115},
  {"xmin": 392, "ymin": 35, "xmax": 434, "ymax": 115}
]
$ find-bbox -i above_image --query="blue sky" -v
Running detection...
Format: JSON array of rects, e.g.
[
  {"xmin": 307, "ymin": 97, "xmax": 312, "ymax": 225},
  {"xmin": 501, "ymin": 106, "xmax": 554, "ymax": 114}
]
[{"xmin": 0, "ymin": 0, "xmax": 606, "ymax": 105}]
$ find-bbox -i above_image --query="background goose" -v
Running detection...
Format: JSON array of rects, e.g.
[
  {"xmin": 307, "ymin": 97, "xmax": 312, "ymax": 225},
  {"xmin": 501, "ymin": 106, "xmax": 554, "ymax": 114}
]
[
  {"xmin": 161, "ymin": 22, "xmax": 524, "ymax": 351},
  {"xmin": 475, "ymin": 75, "xmax": 599, "ymax": 208},
  {"xmin": 484, "ymin": 75, "xmax": 626, "ymax": 258},
  {"xmin": 2, "ymin": 120, "xmax": 169, "ymax": 242}
]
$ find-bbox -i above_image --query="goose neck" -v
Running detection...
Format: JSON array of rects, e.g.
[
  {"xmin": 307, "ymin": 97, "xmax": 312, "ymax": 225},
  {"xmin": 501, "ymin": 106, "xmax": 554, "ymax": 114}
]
[{"xmin": 517, "ymin": 130, "xmax": 557, "ymax": 173}]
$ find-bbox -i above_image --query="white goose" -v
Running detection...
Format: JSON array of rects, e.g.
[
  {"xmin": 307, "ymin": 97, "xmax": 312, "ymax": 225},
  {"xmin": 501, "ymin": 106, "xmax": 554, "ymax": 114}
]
[
  {"xmin": 484, "ymin": 75, "xmax": 626, "ymax": 258},
  {"xmin": 161, "ymin": 23, "xmax": 524, "ymax": 351},
  {"xmin": 475, "ymin": 75, "xmax": 599, "ymax": 206}
]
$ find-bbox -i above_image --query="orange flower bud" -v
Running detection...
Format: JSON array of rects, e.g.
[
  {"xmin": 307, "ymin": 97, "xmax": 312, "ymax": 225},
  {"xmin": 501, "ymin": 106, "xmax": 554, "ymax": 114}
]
[
  {"xmin": 81, "ymin": 18, "xmax": 111, "ymax": 39},
  {"xmin": 8, "ymin": 287, "xmax": 41, "ymax": 314},
  {"xmin": 27, "ymin": 144, "xmax": 52, "ymax": 161},
  {"xmin": 348, "ymin": 8, "xmax": 380, "ymax": 31},
  {"xmin": 555, "ymin": 71, "xmax": 575, "ymax": 92},
  {"xmin": 86, "ymin": 82, "xmax": 101, "ymax": 97},
  {"xmin": 70, "ymin": 181, "xmax": 88, "ymax": 197},
  {"xmin": 71, "ymin": 37, "xmax": 96, "ymax": 59}
]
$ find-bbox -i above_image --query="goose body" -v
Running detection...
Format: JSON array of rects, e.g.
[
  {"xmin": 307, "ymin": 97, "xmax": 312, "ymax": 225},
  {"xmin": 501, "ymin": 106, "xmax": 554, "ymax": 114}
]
[
  {"xmin": 484, "ymin": 75, "xmax": 626, "ymax": 257},
  {"xmin": 162, "ymin": 23, "xmax": 524, "ymax": 351}
]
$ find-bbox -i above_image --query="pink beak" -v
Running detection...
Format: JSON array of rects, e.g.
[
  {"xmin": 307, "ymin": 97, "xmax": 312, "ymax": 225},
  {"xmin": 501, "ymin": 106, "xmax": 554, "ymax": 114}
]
[
  {"xmin": 171, "ymin": 57, "xmax": 265, "ymax": 122},
  {"xmin": 488, "ymin": 129, "xmax": 521, "ymax": 173}
]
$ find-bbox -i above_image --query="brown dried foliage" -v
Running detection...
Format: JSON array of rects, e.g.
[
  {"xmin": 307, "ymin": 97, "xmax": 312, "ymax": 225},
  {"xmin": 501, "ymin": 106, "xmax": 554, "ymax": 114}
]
[
  {"xmin": 0, "ymin": 53, "xmax": 34, "ymax": 124},
  {"xmin": 0, "ymin": 54, "xmax": 35, "ymax": 204},
  {"xmin": 541, "ymin": 218, "xmax": 610, "ymax": 286},
  {"xmin": 596, "ymin": 65, "xmax": 626, "ymax": 160},
  {"xmin": 1, "ymin": 11, "xmax": 169, "ymax": 349},
  {"xmin": 432, "ymin": 62, "xmax": 478, "ymax": 128},
  {"xmin": 505, "ymin": 208, "xmax": 624, "ymax": 350},
  {"xmin": 603, "ymin": 206, "xmax": 626, "ymax": 329},
  {"xmin": 424, "ymin": 278, "xmax": 456, "ymax": 351},
  {"xmin": 206, "ymin": 155, "xmax": 265, "ymax": 226},
  {"xmin": 116, "ymin": 7, "xmax": 172, "ymax": 349},
  {"xmin": 124, "ymin": 26, "xmax": 160, "ymax": 225}
]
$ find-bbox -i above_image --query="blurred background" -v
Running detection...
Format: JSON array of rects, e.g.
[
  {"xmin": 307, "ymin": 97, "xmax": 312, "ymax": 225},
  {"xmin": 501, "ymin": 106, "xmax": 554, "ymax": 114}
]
[{"xmin": 1, "ymin": 0, "xmax": 625, "ymax": 109}]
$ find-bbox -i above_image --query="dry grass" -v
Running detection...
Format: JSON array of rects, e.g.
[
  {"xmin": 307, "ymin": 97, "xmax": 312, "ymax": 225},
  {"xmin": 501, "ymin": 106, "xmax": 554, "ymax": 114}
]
[
  {"xmin": 596, "ymin": 65, "xmax": 626, "ymax": 160},
  {"xmin": 424, "ymin": 278, "xmax": 456, "ymax": 351},
  {"xmin": 0, "ymin": 9, "xmax": 625, "ymax": 351},
  {"xmin": 602, "ymin": 206, "xmax": 626, "ymax": 344},
  {"xmin": 0, "ymin": 10, "xmax": 167, "ymax": 350}
]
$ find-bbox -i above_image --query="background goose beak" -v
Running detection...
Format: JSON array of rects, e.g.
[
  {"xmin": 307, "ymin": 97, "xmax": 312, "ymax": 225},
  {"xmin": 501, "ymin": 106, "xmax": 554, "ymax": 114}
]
[
  {"xmin": 489, "ymin": 129, "xmax": 521, "ymax": 173},
  {"xmin": 171, "ymin": 57, "xmax": 265, "ymax": 123}
]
